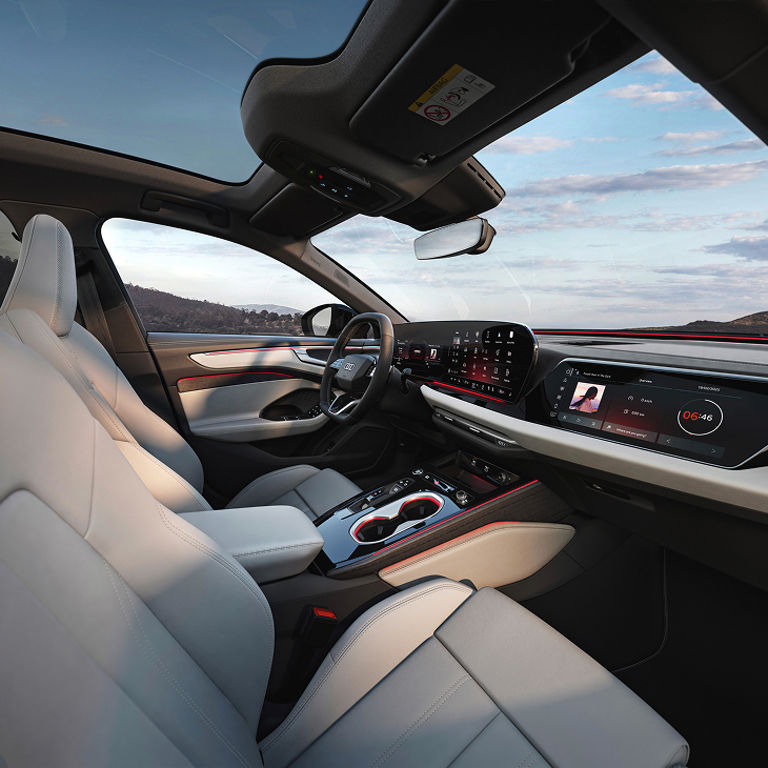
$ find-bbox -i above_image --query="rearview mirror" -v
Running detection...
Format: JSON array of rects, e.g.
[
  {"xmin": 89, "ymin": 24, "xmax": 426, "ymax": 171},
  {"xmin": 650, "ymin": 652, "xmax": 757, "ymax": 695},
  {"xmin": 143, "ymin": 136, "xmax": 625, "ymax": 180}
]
[
  {"xmin": 301, "ymin": 303, "xmax": 356, "ymax": 337},
  {"xmin": 413, "ymin": 218, "xmax": 496, "ymax": 260}
]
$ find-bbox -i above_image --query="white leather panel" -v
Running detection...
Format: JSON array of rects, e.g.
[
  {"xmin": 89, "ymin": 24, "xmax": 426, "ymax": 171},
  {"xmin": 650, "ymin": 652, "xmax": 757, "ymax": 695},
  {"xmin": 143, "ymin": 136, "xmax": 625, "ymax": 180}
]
[
  {"xmin": 179, "ymin": 379, "xmax": 328, "ymax": 442},
  {"xmin": 260, "ymin": 579, "xmax": 474, "ymax": 768},
  {"xmin": 116, "ymin": 442, "xmax": 211, "ymax": 513},
  {"xmin": 65, "ymin": 323, "xmax": 205, "ymax": 490},
  {"xmin": 422, "ymin": 384, "xmax": 768, "ymax": 516},
  {"xmin": 0, "ymin": 214, "xmax": 76, "ymax": 337},
  {"xmin": 180, "ymin": 505, "xmax": 324, "ymax": 583},
  {"xmin": 0, "ymin": 331, "xmax": 273, "ymax": 756},
  {"xmin": 189, "ymin": 347, "xmax": 325, "ymax": 376},
  {"xmin": 0, "ymin": 309, "xmax": 210, "ymax": 514},
  {"xmin": 378, "ymin": 522, "xmax": 575, "ymax": 588},
  {"xmin": 436, "ymin": 588, "xmax": 689, "ymax": 768},
  {"xmin": 227, "ymin": 466, "xmax": 361, "ymax": 520}
]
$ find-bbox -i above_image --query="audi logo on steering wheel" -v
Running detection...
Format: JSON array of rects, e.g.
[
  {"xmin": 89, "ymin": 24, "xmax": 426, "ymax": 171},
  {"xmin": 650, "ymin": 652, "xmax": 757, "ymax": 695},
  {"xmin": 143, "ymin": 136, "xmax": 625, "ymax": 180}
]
[{"xmin": 343, "ymin": 362, "xmax": 356, "ymax": 371}]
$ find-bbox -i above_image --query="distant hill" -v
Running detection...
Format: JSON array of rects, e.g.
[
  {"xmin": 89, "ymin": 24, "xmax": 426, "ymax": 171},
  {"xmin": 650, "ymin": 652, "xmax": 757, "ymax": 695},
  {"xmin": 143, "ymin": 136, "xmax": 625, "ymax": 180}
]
[
  {"xmin": 125, "ymin": 284, "xmax": 302, "ymax": 335},
  {"xmin": 235, "ymin": 303, "xmax": 301, "ymax": 316},
  {"xmin": 638, "ymin": 310, "xmax": 768, "ymax": 335}
]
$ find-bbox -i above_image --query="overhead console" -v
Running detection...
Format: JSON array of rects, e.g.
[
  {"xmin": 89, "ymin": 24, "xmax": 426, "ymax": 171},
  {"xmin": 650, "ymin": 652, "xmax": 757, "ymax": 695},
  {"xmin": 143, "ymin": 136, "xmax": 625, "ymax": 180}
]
[
  {"xmin": 393, "ymin": 320, "xmax": 538, "ymax": 405},
  {"xmin": 533, "ymin": 360, "xmax": 768, "ymax": 468},
  {"xmin": 241, "ymin": 0, "xmax": 646, "ymax": 227}
]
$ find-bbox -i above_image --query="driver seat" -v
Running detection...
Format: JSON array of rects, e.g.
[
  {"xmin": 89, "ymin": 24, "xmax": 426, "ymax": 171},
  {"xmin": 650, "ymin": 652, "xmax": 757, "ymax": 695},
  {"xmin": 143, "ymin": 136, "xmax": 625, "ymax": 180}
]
[{"xmin": 0, "ymin": 214, "xmax": 360, "ymax": 517}]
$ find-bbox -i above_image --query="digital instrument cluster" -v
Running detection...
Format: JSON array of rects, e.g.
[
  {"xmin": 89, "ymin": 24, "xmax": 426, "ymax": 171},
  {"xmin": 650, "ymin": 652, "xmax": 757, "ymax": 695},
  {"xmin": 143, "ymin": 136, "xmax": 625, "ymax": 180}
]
[
  {"xmin": 539, "ymin": 359, "xmax": 768, "ymax": 468},
  {"xmin": 393, "ymin": 321, "xmax": 538, "ymax": 404}
]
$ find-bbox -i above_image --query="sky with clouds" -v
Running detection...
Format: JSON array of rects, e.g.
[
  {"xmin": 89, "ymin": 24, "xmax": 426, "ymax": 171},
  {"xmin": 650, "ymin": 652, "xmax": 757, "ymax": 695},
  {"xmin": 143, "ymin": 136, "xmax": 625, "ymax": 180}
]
[
  {"xmin": 104, "ymin": 50, "xmax": 768, "ymax": 331},
  {"xmin": 0, "ymin": 0, "xmax": 368, "ymax": 181},
  {"xmin": 315, "ymin": 52, "xmax": 768, "ymax": 329}
]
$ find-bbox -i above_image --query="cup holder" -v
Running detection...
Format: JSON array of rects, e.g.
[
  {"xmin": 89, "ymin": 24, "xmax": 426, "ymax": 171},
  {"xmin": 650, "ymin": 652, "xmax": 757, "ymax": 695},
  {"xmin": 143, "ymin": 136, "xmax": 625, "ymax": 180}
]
[{"xmin": 351, "ymin": 493, "xmax": 444, "ymax": 544}]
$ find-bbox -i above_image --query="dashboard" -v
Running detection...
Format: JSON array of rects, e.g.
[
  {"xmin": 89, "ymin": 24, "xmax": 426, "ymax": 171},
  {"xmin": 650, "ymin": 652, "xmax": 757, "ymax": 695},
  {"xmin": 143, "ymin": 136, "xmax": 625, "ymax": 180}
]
[{"xmin": 393, "ymin": 321, "xmax": 768, "ymax": 473}]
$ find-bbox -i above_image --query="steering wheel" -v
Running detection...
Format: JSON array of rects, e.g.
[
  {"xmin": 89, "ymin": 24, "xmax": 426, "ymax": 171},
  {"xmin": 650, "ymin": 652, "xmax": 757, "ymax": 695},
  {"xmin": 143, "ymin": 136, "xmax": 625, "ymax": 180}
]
[{"xmin": 319, "ymin": 312, "xmax": 395, "ymax": 423}]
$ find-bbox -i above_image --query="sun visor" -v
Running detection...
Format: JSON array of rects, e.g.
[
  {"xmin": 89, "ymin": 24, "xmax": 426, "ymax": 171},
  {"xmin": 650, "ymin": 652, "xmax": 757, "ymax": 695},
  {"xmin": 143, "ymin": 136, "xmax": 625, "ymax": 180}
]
[{"xmin": 349, "ymin": 0, "xmax": 611, "ymax": 163}]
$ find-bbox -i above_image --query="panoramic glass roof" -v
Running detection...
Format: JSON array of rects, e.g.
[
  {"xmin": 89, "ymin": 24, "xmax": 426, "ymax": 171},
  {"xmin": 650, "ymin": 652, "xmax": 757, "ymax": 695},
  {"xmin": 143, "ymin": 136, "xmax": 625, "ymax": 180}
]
[{"xmin": 0, "ymin": 0, "xmax": 368, "ymax": 181}]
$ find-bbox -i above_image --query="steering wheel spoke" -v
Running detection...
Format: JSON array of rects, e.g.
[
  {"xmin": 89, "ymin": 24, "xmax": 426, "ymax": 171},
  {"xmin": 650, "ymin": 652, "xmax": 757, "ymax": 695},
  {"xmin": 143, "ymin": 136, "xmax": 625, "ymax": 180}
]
[
  {"xmin": 319, "ymin": 313, "xmax": 394, "ymax": 423},
  {"xmin": 328, "ymin": 393, "xmax": 361, "ymax": 415}
]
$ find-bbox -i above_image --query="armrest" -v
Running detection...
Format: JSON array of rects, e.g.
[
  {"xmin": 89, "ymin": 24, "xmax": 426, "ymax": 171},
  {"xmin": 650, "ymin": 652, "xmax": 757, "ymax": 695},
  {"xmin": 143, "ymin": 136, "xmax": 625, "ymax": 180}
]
[{"xmin": 180, "ymin": 505, "xmax": 324, "ymax": 583}]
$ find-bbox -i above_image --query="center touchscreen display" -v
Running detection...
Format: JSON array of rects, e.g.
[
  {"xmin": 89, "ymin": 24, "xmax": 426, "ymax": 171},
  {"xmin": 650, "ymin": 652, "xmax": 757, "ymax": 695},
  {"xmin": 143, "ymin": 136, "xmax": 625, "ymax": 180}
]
[
  {"xmin": 445, "ymin": 324, "xmax": 533, "ymax": 401},
  {"xmin": 393, "ymin": 321, "xmax": 538, "ymax": 404},
  {"xmin": 543, "ymin": 360, "xmax": 768, "ymax": 468}
]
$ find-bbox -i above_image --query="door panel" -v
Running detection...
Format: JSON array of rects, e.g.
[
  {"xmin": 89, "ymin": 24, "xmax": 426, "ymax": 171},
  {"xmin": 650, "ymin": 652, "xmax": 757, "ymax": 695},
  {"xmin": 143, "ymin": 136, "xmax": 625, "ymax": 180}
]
[
  {"xmin": 148, "ymin": 332, "xmax": 379, "ymax": 443},
  {"xmin": 180, "ymin": 378, "xmax": 326, "ymax": 441}
]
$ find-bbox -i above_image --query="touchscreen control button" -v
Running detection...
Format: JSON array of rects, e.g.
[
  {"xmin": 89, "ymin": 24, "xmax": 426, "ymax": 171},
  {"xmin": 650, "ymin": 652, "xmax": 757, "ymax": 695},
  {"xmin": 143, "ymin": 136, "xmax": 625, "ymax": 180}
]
[{"xmin": 677, "ymin": 399, "xmax": 723, "ymax": 436}]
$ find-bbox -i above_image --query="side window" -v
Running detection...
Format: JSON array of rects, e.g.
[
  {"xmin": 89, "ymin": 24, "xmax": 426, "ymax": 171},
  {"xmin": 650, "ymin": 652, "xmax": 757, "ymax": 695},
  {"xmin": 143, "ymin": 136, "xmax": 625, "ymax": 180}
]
[
  {"xmin": 0, "ymin": 211, "xmax": 21, "ymax": 304},
  {"xmin": 101, "ymin": 219, "xmax": 342, "ymax": 336}
]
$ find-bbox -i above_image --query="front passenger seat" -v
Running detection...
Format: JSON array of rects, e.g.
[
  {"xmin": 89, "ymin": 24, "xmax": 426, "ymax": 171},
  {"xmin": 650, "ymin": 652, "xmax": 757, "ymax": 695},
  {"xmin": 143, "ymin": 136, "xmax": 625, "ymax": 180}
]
[
  {"xmin": 0, "ymin": 329, "xmax": 689, "ymax": 767},
  {"xmin": 0, "ymin": 214, "xmax": 360, "ymax": 517}
]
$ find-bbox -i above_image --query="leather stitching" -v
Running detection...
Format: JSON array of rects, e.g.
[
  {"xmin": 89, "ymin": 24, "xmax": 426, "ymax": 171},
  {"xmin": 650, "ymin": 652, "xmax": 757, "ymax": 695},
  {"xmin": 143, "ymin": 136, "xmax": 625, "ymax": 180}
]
[
  {"xmin": 16, "ymin": 315, "xmax": 205, "ymax": 512},
  {"xmin": 103, "ymin": 560, "xmax": 252, "ymax": 768},
  {"xmin": 128, "ymin": 445, "xmax": 209, "ymax": 512},
  {"xmin": 513, "ymin": 749, "xmax": 545, "ymax": 768},
  {"xmin": 332, "ymin": 584, "xmax": 470, "ymax": 662},
  {"xmin": 261, "ymin": 582, "xmax": 471, "ymax": 752},
  {"xmin": 232, "ymin": 541, "xmax": 319, "ymax": 558},
  {"xmin": 369, "ymin": 674, "xmax": 470, "ymax": 768},
  {"xmin": 444, "ymin": 712, "xmax": 501, "ymax": 767},
  {"xmin": 19, "ymin": 312, "xmax": 133, "ymax": 442},
  {"xmin": 51, "ymin": 222, "xmax": 66, "ymax": 335},
  {"xmin": 383, "ymin": 524, "xmax": 569, "ymax": 575},
  {"xmin": 154, "ymin": 501, "xmax": 274, "ymax": 656}
]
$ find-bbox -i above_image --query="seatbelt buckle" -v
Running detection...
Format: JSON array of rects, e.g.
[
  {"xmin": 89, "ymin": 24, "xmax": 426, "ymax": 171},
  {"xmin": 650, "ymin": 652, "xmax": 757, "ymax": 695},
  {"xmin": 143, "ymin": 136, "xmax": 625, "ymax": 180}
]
[{"xmin": 297, "ymin": 605, "xmax": 338, "ymax": 648}]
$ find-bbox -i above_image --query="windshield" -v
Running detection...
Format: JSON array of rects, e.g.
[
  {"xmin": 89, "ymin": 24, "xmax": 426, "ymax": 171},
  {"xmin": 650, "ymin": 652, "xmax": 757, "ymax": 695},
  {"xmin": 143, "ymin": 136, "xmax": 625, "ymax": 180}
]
[
  {"xmin": 0, "ymin": 0, "xmax": 368, "ymax": 181},
  {"xmin": 313, "ymin": 52, "xmax": 768, "ymax": 336}
]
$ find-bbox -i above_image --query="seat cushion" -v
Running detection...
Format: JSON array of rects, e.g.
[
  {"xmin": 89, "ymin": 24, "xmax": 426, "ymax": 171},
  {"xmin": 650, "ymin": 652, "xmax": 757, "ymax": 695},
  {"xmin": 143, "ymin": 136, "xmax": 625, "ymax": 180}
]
[
  {"xmin": 267, "ymin": 586, "xmax": 688, "ymax": 768},
  {"xmin": 227, "ymin": 465, "xmax": 361, "ymax": 520}
]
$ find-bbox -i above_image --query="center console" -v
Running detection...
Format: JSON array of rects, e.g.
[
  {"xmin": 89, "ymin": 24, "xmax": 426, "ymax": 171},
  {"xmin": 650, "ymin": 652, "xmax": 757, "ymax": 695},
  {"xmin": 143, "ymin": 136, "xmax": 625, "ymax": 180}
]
[{"xmin": 316, "ymin": 452, "xmax": 528, "ymax": 576}]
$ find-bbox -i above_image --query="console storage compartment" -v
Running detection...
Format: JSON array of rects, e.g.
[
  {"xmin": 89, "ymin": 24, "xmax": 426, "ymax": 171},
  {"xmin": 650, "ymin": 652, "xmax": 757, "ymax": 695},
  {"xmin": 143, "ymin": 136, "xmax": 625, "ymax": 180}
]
[{"xmin": 180, "ymin": 505, "xmax": 324, "ymax": 583}]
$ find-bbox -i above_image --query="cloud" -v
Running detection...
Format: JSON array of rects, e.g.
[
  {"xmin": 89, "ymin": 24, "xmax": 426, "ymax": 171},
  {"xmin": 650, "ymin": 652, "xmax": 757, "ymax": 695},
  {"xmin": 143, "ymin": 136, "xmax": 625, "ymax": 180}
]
[
  {"xmin": 582, "ymin": 137, "xmax": 625, "ymax": 144},
  {"xmin": 655, "ymin": 139, "xmax": 765, "ymax": 157},
  {"xmin": 604, "ymin": 84, "xmax": 723, "ymax": 111},
  {"xmin": 604, "ymin": 82, "xmax": 695, "ymax": 106},
  {"xmin": 629, "ymin": 55, "xmax": 677, "ymax": 75},
  {"xmin": 693, "ymin": 93, "xmax": 725, "ymax": 111},
  {"xmin": 39, "ymin": 114, "xmax": 68, "ymax": 127},
  {"xmin": 703, "ymin": 235, "xmax": 768, "ymax": 261},
  {"xmin": 507, "ymin": 160, "xmax": 768, "ymax": 198},
  {"xmin": 482, "ymin": 135, "xmax": 574, "ymax": 154},
  {"xmin": 659, "ymin": 131, "xmax": 723, "ymax": 143}
]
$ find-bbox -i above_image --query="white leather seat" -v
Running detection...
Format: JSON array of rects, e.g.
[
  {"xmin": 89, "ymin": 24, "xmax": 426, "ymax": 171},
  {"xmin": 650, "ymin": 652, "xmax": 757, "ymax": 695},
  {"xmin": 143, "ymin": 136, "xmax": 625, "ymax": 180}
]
[
  {"xmin": 0, "ymin": 330, "xmax": 689, "ymax": 767},
  {"xmin": 0, "ymin": 214, "xmax": 360, "ymax": 518}
]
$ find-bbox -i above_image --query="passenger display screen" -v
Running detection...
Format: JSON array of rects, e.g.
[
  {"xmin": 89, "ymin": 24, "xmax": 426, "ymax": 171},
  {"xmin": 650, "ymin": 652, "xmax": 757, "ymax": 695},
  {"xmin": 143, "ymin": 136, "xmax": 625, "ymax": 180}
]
[{"xmin": 542, "ymin": 360, "xmax": 768, "ymax": 468}]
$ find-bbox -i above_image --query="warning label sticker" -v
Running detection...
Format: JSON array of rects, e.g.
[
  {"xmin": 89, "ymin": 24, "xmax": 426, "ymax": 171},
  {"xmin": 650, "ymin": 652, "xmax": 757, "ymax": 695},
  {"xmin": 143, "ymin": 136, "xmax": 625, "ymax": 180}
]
[{"xmin": 409, "ymin": 64, "xmax": 495, "ymax": 126}]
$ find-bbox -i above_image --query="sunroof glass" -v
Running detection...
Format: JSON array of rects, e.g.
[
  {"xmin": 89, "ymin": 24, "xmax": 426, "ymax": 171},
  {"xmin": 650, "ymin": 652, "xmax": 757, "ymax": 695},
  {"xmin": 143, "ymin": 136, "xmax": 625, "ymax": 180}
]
[{"xmin": 0, "ymin": 0, "xmax": 369, "ymax": 181}]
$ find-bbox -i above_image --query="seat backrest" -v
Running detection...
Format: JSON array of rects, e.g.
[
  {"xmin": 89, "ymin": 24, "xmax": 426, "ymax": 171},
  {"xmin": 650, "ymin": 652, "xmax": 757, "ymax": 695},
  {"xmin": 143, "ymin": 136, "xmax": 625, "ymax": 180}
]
[
  {"xmin": 0, "ymin": 214, "xmax": 209, "ymax": 513},
  {"xmin": 0, "ymin": 328, "xmax": 272, "ymax": 767}
]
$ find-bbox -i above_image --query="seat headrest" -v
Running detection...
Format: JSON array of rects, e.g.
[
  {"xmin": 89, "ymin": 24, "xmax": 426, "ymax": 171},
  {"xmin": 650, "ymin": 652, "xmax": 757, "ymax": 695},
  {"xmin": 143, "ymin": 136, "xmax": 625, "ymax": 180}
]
[{"xmin": 0, "ymin": 214, "xmax": 77, "ymax": 336}]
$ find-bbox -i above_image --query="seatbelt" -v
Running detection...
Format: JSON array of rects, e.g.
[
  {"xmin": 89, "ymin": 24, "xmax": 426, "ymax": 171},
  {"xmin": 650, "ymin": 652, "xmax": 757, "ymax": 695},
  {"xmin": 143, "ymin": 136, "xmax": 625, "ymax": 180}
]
[{"xmin": 76, "ymin": 267, "xmax": 117, "ymax": 361}]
